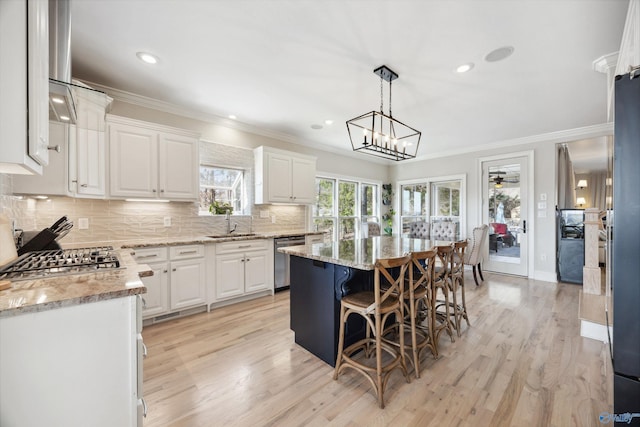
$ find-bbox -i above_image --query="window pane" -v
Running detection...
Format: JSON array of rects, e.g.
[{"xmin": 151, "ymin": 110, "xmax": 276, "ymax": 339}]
[
  {"xmin": 200, "ymin": 166, "xmax": 244, "ymax": 213},
  {"xmin": 432, "ymin": 181, "xmax": 460, "ymax": 217},
  {"xmin": 339, "ymin": 181, "xmax": 357, "ymax": 216},
  {"xmin": 314, "ymin": 178, "xmax": 335, "ymax": 217},
  {"xmin": 339, "ymin": 217, "xmax": 357, "ymax": 240},
  {"xmin": 360, "ymin": 184, "xmax": 378, "ymax": 217},
  {"xmin": 401, "ymin": 184, "xmax": 428, "ymax": 216},
  {"xmin": 313, "ymin": 218, "xmax": 335, "ymax": 236}
]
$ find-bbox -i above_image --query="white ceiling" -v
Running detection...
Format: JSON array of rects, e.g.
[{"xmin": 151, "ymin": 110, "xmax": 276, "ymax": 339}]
[{"xmin": 69, "ymin": 0, "xmax": 628, "ymax": 162}]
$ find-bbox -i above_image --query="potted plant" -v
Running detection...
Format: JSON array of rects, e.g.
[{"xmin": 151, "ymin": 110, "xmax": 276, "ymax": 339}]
[{"xmin": 209, "ymin": 200, "xmax": 233, "ymax": 215}]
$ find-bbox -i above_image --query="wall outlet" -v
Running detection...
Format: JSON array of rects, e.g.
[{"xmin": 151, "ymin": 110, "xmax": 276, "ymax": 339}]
[
  {"xmin": 78, "ymin": 218, "xmax": 89, "ymax": 230},
  {"xmin": 540, "ymin": 193, "xmax": 547, "ymax": 201},
  {"xmin": 164, "ymin": 216, "xmax": 171, "ymax": 227},
  {"xmin": 541, "ymin": 253, "xmax": 547, "ymax": 262},
  {"xmin": 260, "ymin": 210, "xmax": 270, "ymax": 219},
  {"xmin": 271, "ymin": 215, "xmax": 276, "ymax": 224}
]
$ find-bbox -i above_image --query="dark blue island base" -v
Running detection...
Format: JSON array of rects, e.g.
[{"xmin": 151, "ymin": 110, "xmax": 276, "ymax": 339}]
[{"xmin": 289, "ymin": 255, "xmax": 373, "ymax": 367}]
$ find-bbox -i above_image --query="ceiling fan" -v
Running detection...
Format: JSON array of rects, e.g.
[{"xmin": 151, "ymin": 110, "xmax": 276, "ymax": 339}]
[{"xmin": 489, "ymin": 171, "xmax": 519, "ymax": 188}]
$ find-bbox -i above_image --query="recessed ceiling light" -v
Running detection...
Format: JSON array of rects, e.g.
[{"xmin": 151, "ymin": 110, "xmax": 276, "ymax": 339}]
[
  {"xmin": 456, "ymin": 63, "xmax": 474, "ymax": 73},
  {"xmin": 324, "ymin": 119, "xmax": 334, "ymax": 125},
  {"xmin": 485, "ymin": 46, "xmax": 515, "ymax": 63},
  {"xmin": 136, "ymin": 52, "xmax": 159, "ymax": 64},
  {"xmin": 51, "ymin": 97, "xmax": 64, "ymax": 104},
  {"xmin": 311, "ymin": 124, "xmax": 323, "ymax": 130},
  {"xmin": 228, "ymin": 114, "xmax": 237, "ymax": 120}
]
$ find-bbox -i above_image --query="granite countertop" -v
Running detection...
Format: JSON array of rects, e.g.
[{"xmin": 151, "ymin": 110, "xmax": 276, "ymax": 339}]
[
  {"xmin": 117, "ymin": 230, "xmax": 325, "ymax": 249},
  {"xmin": 279, "ymin": 236, "xmax": 453, "ymax": 270},
  {"xmin": 0, "ymin": 250, "xmax": 149, "ymax": 318}
]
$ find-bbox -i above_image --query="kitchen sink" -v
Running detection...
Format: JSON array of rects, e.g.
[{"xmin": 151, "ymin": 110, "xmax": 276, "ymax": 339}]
[{"xmin": 206, "ymin": 233, "xmax": 257, "ymax": 239}]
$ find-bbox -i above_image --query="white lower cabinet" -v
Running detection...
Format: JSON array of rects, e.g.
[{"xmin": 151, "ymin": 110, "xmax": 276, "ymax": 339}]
[
  {"xmin": 214, "ymin": 239, "xmax": 273, "ymax": 301},
  {"xmin": 0, "ymin": 296, "xmax": 142, "ymax": 427},
  {"xmin": 133, "ymin": 245, "xmax": 205, "ymax": 319}
]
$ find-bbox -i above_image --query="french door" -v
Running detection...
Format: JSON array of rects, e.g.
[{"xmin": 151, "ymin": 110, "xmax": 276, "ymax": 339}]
[{"xmin": 482, "ymin": 155, "xmax": 530, "ymax": 276}]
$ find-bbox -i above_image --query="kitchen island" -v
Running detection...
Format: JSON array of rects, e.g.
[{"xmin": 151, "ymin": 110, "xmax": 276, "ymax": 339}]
[{"xmin": 279, "ymin": 236, "xmax": 446, "ymax": 366}]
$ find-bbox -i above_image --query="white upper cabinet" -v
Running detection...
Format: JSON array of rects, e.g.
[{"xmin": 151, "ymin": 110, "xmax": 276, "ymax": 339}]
[
  {"xmin": 0, "ymin": 0, "xmax": 48, "ymax": 174},
  {"xmin": 108, "ymin": 115, "xmax": 199, "ymax": 201},
  {"xmin": 69, "ymin": 85, "xmax": 113, "ymax": 197},
  {"xmin": 254, "ymin": 146, "xmax": 316, "ymax": 204},
  {"xmin": 13, "ymin": 87, "xmax": 113, "ymax": 198}
]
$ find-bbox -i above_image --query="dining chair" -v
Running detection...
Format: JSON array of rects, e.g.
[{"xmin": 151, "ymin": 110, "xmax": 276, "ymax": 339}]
[
  {"xmin": 464, "ymin": 224, "xmax": 489, "ymax": 286},
  {"xmin": 409, "ymin": 221, "xmax": 430, "ymax": 239},
  {"xmin": 431, "ymin": 221, "xmax": 457, "ymax": 241},
  {"xmin": 364, "ymin": 221, "xmax": 381, "ymax": 237},
  {"xmin": 333, "ymin": 254, "xmax": 412, "ymax": 409}
]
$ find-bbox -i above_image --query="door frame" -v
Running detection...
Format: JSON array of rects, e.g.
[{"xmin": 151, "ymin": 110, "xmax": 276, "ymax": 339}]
[{"xmin": 477, "ymin": 150, "xmax": 535, "ymax": 278}]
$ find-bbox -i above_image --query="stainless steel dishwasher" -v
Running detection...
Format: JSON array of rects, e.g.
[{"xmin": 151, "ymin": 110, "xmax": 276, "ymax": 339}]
[{"xmin": 274, "ymin": 235, "xmax": 306, "ymax": 291}]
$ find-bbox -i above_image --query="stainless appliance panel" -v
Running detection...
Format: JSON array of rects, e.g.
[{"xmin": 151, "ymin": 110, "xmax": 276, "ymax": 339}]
[{"xmin": 274, "ymin": 236, "xmax": 305, "ymax": 291}]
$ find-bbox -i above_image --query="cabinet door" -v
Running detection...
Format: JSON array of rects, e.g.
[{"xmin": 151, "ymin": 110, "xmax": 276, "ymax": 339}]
[
  {"xmin": 141, "ymin": 263, "xmax": 169, "ymax": 318},
  {"xmin": 109, "ymin": 123, "xmax": 158, "ymax": 198},
  {"xmin": 215, "ymin": 253, "xmax": 245, "ymax": 300},
  {"xmin": 158, "ymin": 132, "xmax": 198, "ymax": 200},
  {"xmin": 170, "ymin": 258, "xmax": 206, "ymax": 310},
  {"xmin": 75, "ymin": 128, "xmax": 105, "ymax": 196},
  {"xmin": 291, "ymin": 156, "xmax": 316, "ymax": 203},
  {"xmin": 266, "ymin": 152, "xmax": 293, "ymax": 203},
  {"xmin": 244, "ymin": 251, "xmax": 269, "ymax": 293},
  {"xmin": 27, "ymin": 0, "xmax": 49, "ymax": 166}
]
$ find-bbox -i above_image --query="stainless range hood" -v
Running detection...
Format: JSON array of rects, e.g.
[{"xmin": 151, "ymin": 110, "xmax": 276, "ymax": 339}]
[{"xmin": 49, "ymin": 0, "xmax": 76, "ymax": 124}]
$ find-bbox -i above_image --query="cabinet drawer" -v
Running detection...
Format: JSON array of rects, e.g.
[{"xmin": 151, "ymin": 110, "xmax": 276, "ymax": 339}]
[
  {"xmin": 306, "ymin": 234, "xmax": 324, "ymax": 245},
  {"xmin": 170, "ymin": 244, "xmax": 204, "ymax": 260},
  {"xmin": 132, "ymin": 247, "xmax": 168, "ymax": 263},
  {"xmin": 216, "ymin": 239, "xmax": 269, "ymax": 254}
]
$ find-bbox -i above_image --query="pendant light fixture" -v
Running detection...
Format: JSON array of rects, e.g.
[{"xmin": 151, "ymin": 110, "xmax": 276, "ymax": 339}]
[{"xmin": 346, "ymin": 65, "xmax": 421, "ymax": 161}]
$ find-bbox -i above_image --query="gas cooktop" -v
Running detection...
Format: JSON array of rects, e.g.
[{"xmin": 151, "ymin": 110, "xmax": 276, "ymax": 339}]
[{"xmin": 0, "ymin": 246, "xmax": 121, "ymax": 281}]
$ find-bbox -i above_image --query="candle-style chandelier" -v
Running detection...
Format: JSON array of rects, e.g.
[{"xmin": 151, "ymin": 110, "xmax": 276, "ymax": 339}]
[{"xmin": 346, "ymin": 65, "xmax": 421, "ymax": 161}]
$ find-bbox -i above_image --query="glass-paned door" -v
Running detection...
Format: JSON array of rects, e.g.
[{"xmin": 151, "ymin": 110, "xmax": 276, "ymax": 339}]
[{"xmin": 482, "ymin": 157, "xmax": 529, "ymax": 276}]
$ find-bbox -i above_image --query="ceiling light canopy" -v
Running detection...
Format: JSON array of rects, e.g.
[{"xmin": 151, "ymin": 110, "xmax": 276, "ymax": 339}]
[
  {"xmin": 346, "ymin": 65, "xmax": 421, "ymax": 161},
  {"xmin": 136, "ymin": 51, "xmax": 159, "ymax": 64},
  {"xmin": 484, "ymin": 46, "xmax": 515, "ymax": 63}
]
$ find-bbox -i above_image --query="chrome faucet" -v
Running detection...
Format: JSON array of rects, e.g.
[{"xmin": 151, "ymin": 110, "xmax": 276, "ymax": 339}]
[{"xmin": 225, "ymin": 211, "xmax": 237, "ymax": 234}]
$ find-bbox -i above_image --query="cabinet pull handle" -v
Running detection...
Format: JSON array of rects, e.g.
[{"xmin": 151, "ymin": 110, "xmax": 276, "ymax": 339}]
[
  {"xmin": 130, "ymin": 251, "xmax": 136, "ymax": 256},
  {"xmin": 80, "ymin": 184, "xmax": 88, "ymax": 188},
  {"xmin": 245, "ymin": 258, "xmax": 250, "ymax": 262},
  {"xmin": 178, "ymin": 250, "xmax": 198, "ymax": 255},
  {"xmin": 141, "ymin": 398, "xmax": 148, "ymax": 418},
  {"xmin": 152, "ymin": 189, "xmax": 157, "ymax": 193},
  {"xmin": 172, "ymin": 268, "xmax": 177, "ymax": 272},
  {"xmin": 163, "ymin": 269, "xmax": 168, "ymax": 273},
  {"xmin": 47, "ymin": 145, "xmax": 61, "ymax": 153},
  {"xmin": 160, "ymin": 189, "xmax": 165, "ymax": 193},
  {"xmin": 142, "ymin": 342, "xmax": 148, "ymax": 358},
  {"xmin": 238, "ymin": 245, "xmax": 251, "ymax": 249},
  {"xmin": 136, "ymin": 254, "xmax": 158, "ymax": 259}
]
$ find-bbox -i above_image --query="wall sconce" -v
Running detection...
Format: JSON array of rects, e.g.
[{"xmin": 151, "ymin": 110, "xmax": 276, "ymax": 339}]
[
  {"xmin": 606, "ymin": 196, "xmax": 613, "ymax": 206},
  {"xmin": 576, "ymin": 179, "xmax": 588, "ymax": 189},
  {"xmin": 576, "ymin": 197, "xmax": 586, "ymax": 207}
]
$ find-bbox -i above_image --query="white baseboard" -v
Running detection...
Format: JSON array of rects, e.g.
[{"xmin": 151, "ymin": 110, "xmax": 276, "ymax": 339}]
[
  {"xmin": 532, "ymin": 270, "xmax": 557, "ymax": 283},
  {"xmin": 580, "ymin": 319, "xmax": 613, "ymax": 343}
]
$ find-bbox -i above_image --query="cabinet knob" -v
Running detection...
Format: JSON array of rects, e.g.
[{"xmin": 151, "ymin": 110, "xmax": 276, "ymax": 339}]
[
  {"xmin": 160, "ymin": 189, "xmax": 165, "ymax": 193},
  {"xmin": 163, "ymin": 269, "xmax": 168, "ymax": 273},
  {"xmin": 172, "ymin": 268, "xmax": 177, "ymax": 272},
  {"xmin": 152, "ymin": 189, "xmax": 157, "ymax": 193}
]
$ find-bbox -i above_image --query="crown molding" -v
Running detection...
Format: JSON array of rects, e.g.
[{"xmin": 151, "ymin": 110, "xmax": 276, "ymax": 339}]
[
  {"xmin": 77, "ymin": 80, "xmax": 303, "ymax": 145},
  {"xmin": 78, "ymin": 79, "xmax": 614, "ymax": 168}
]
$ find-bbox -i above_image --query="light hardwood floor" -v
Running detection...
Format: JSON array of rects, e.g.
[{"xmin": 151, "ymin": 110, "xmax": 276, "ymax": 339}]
[{"xmin": 142, "ymin": 272, "xmax": 613, "ymax": 427}]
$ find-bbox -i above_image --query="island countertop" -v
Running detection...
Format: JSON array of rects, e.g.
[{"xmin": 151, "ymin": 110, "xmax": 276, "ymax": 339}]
[
  {"xmin": 0, "ymin": 250, "xmax": 149, "ymax": 318},
  {"xmin": 278, "ymin": 236, "xmax": 453, "ymax": 270}
]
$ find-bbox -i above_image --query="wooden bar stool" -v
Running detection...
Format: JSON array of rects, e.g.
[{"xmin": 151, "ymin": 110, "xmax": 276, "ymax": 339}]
[
  {"xmin": 405, "ymin": 249, "xmax": 438, "ymax": 377},
  {"xmin": 433, "ymin": 244, "xmax": 455, "ymax": 344},
  {"xmin": 333, "ymin": 255, "xmax": 412, "ymax": 409},
  {"xmin": 449, "ymin": 240, "xmax": 469, "ymax": 337}
]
